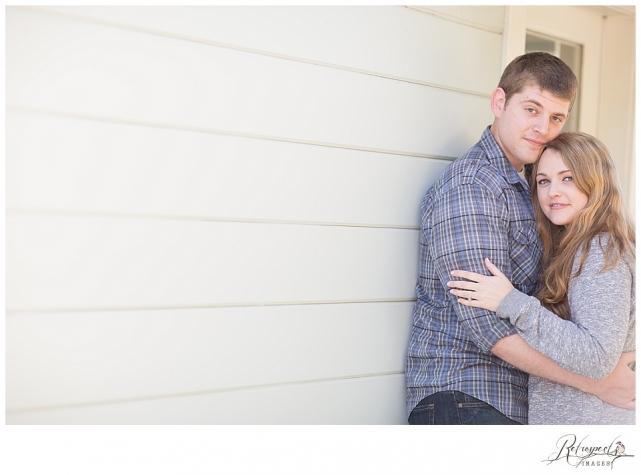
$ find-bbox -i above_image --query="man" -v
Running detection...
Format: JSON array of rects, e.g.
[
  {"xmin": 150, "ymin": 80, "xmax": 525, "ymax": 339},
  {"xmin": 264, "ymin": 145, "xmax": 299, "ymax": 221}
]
[{"xmin": 405, "ymin": 52, "xmax": 635, "ymax": 425}]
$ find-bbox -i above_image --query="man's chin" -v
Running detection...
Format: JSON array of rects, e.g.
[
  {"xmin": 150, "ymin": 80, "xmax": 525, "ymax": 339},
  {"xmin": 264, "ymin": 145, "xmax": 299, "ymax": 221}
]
[{"xmin": 520, "ymin": 154, "xmax": 540, "ymax": 165}]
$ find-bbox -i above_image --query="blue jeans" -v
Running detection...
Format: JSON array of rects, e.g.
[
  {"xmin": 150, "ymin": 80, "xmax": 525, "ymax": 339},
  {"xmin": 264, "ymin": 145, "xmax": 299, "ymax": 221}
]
[{"xmin": 408, "ymin": 390, "xmax": 522, "ymax": 425}]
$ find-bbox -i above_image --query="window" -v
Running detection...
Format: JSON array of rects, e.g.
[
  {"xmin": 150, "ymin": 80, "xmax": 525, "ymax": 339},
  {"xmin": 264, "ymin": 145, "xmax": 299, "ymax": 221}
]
[{"xmin": 525, "ymin": 32, "xmax": 582, "ymax": 132}]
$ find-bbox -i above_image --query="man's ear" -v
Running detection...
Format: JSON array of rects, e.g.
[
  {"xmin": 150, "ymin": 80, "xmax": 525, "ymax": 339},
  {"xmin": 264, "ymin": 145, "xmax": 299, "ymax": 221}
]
[{"xmin": 490, "ymin": 87, "xmax": 506, "ymax": 118}]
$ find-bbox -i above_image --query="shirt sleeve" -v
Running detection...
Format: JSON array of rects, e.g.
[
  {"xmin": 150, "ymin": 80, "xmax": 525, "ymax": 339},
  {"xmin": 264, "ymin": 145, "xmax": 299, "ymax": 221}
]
[
  {"xmin": 428, "ymin": 182, "xmax": 519, "ymax": 352},
  {"xmin": 496, "ymin": 241, "xmax": 634, "ymax": 379}
]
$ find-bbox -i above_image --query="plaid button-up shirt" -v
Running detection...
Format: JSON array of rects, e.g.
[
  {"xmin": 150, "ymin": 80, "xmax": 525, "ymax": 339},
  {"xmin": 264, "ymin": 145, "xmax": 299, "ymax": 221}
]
[{"xmin": 405, "ymin": 127, "xmax": 543, "ymax": 424}]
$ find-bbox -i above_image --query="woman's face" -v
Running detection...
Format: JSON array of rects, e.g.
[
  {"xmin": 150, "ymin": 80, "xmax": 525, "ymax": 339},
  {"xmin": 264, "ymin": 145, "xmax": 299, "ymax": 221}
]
[{"xmin": 536, "ymin": 149, "xmax": 589, "ymax": 226}]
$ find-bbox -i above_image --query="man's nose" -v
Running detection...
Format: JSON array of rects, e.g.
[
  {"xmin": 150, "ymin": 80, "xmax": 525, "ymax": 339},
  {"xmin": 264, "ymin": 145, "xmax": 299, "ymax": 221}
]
[{"xmin": 533, "ymin": 116, "xmax": 549, "ymax": 135}]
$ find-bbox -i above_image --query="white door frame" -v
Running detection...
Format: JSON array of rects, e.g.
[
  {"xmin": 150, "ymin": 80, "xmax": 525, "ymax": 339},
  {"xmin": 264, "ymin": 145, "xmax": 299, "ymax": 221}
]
[
  {"xmin": 502, "ymin": 5, "xmax": 636, "ymax": 217},
  {"xmin": 502, "ymin": 6, "xmax": 603, "ymax": 136}
]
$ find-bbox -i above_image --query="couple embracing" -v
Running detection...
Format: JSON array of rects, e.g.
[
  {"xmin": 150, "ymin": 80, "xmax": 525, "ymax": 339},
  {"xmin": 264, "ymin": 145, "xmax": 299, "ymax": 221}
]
[{"xmin": 406, "ymin": 52, "xmax": 635, "ymax": 425}]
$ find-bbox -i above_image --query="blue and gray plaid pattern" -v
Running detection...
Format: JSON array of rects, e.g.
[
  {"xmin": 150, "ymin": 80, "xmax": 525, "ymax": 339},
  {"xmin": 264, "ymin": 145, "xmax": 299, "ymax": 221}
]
[{"xmin": 405, "ymin": 127, "xmax": 543, "ymax": 424}]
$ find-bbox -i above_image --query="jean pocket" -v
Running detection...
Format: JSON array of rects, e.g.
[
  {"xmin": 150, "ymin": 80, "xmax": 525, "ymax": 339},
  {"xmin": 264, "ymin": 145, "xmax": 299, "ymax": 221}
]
[
  {"xmin": 408, "ymin": 402, "xmax": 435, "ymax": 425},
  {"xmin": 457, "ymin": 402, "xmax": 488, "ymax": 409}
]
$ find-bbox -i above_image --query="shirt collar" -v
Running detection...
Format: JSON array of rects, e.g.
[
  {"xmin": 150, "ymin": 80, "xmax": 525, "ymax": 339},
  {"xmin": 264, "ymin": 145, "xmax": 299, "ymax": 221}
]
[{"xmin": 478, "ymin": 126, "xmax": 529, "ymax": 188}]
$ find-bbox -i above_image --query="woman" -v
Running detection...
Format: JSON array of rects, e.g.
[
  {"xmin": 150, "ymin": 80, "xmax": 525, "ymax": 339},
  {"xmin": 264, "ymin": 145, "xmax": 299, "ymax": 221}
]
[{"xmin": 447, "ymin": 132, "xmax": 635, "ymax": 424}]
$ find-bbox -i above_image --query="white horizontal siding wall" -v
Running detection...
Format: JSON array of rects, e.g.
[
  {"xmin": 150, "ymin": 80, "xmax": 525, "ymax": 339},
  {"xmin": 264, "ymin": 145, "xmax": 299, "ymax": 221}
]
[{"xmin": 6, "ymin": 5, "xmax": 504, "ymax": 424}]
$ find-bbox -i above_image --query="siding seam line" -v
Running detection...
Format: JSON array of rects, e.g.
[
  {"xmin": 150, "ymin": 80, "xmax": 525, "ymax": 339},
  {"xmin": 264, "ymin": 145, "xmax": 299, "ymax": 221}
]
[
  {"xmin": 14, "ymin": 5, "xmax": 491, "ymax": 99},
  {"xmin": 6, "ymin": 371, "xmax": 407, "ymax": 415},
  {"xmin": 5, "ymin": 207, "xmax": 422, "ymax": 230},
  {"xmin": 403, "ymin": 5, "xmax": 504, "ymax": 34},
  {"xmin": 5, "ymin": 299, "xmax": 418, "ymax": 315},
  {"xmin": 6, "ymin": 106, "xmax": 457, "ymax": 163}
]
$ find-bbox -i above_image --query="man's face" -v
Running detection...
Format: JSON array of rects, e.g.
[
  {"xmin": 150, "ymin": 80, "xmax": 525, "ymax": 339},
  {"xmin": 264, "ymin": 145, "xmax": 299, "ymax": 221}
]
[{"xmin": 490, "ymin": 85, "xmax": 571, "ymax": 171}]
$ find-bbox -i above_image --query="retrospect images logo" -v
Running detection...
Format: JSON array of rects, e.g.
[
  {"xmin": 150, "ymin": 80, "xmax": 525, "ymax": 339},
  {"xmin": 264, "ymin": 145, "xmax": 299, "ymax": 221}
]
[{"xmin": 543, "ymin": 434, "xmax": 634, "ymax": 469}]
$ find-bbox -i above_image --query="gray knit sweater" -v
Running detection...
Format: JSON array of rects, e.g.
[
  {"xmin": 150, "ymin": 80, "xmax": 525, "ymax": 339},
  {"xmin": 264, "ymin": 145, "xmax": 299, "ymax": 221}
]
[{"xmin": 496, "ymin": 234, "xmax": 635, "ymax": 425}]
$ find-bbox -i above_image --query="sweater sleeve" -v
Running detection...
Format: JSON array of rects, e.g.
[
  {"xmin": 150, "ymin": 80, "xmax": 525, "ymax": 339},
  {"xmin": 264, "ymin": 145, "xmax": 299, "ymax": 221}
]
[{"xmin": 495, "ymin": 238, "xmax": 634, "ymax": 380}]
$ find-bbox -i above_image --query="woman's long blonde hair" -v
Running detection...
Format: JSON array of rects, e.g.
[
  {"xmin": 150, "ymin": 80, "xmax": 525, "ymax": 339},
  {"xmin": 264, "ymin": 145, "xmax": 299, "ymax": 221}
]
[{"xmin": 531, "ymin": 132, "xmax": 635, "ymax": 320}]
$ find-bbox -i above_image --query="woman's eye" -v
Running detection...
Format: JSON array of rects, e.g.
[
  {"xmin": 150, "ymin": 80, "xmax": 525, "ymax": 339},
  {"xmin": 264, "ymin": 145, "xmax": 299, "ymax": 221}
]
[
  {"xmin": 563, "ymin": 176, "xmax": 573, "ymax": 182},
  {"xmin": 538, "ymin": 179, "xmax": 550, "ymax": 185}
]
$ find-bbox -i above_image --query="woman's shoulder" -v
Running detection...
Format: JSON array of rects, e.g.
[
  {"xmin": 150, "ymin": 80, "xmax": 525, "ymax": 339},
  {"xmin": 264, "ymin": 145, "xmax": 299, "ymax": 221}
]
[
  {"xmin": 574, "ymin": 233, "xmax": 634, "ymax": 276},
  {"xmin": 590, "ymin": 232, "xmax": 613, "ymax": 247},
  {"xmin": 574, "ymin": 233, "xmax": 609, "ymax": 259}
]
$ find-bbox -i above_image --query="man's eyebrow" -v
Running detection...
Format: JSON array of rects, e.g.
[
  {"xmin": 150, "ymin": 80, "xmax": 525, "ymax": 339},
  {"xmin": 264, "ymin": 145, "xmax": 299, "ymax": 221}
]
[{"xmin": 522, "ymin": 98, "xmax": 543, "ymax": 108}]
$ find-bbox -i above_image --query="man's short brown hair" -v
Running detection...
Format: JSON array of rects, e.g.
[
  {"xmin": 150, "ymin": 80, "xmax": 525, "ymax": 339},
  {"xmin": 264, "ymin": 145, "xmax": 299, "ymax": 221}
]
[{"xmin": 499, "ymin": 52, "xmax": 578, "ymax": 110}]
